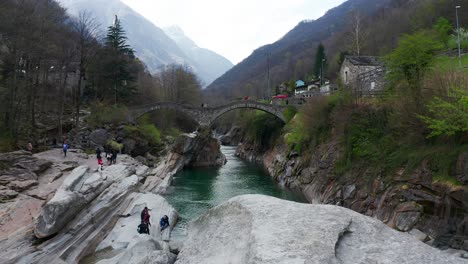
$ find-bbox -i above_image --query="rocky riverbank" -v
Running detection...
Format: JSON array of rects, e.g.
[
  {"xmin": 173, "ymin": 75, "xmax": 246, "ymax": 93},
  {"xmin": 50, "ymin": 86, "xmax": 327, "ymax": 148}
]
[
  {"xmin": 143, "ymin": 132, "xmax": 226, "ymax": 194},
  {"xmin": 235, "ymin": 138, "xmax": 468, "ymax": 257},
  {"xmin": 0, "ymin": 131, "xmax": 226, "ymax": 264}
]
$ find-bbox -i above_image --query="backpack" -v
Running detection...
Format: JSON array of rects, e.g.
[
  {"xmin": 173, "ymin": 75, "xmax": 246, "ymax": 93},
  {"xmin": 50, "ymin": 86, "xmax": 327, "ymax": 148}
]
[{"xmin": 137, "ymin": 222, "xmax": 148, "ymax": 234}]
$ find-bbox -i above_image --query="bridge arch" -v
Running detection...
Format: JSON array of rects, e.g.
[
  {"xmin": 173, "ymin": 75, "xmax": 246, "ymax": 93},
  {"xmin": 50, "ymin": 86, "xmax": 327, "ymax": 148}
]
[
  {"xmin": 208, "ymin": 101, "xmax": 287, "ymax": 126},
  {"xmin": 129, "ymin": 101, "xmax": 288, "ymax": 127}
]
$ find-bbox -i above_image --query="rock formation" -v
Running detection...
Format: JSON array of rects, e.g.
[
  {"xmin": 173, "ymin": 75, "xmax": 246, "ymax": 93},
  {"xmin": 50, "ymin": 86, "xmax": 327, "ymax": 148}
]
[
  {"xmin": 219, "ymin": 126, "xmax": 243, "ymax": 146},
  {"xmin": 0, "ymin": 149, "xmax": 177, "ymax": 264},
  {"xmin": 177, "ymin": 194, "xmax": 466, "ymax": 264},
  {"xmin": 143, "ymin": 132, "xmax": 226, "ymax": 194},
  {"xmin": 237, "ymin": 138, "xmax": 468, "ymax": 252}
]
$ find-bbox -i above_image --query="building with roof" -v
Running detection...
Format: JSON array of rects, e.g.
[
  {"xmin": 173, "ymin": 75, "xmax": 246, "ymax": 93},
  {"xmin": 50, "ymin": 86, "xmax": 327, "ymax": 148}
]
[{"xmin": 340, "ymin": 56, "xmax": 385, "ymax": 96}]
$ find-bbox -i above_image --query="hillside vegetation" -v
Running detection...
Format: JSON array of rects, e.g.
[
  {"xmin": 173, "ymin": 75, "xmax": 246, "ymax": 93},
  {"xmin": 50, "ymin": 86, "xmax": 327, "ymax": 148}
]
[
  {"xmin": 228, "ymin": 3, "xmax": 468, "ymax": 187},
  {"xmin": 205, "ymin": 0, "xmax": 467, "ymax": 103}
]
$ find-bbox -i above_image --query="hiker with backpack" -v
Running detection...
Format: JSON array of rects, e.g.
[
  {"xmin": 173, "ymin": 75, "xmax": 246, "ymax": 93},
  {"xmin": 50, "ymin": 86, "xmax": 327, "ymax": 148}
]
[{"xmin": 138, "ymin": 207, "xmax": 151, "ymax": 235}]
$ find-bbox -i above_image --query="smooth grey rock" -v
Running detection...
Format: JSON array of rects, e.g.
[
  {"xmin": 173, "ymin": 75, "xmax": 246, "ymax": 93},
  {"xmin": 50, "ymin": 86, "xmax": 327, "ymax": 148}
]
[
  {"xmin": 35, "ymin": 164, "xmax": 135, "ymax": 238},
  {"xmin": 97, "ymin": 193, "xmax": 178, "ymax": 251},
  {"xmin": 0, "ymin": 187, "xmax": 19, "ymax": 200},
  {"xmin": 89, "ymin": 129, "xmax": 110, "ymax": 147},
  {"xmin": 342, "ymin": 184, "xmax": 356, "ymax": 200},
  {"xmin": 97, "ymin": 238, "xmax": 176, "ymax": 264},
  {"xmin": 408, "ymin": 228, "xmax": 428, "ymax": 242},
  {"xmin": 177, "ymin": 194, "xmax": 465, "ymax": 264},
  {"xmin": 395, "ymin": 211, "xmax": 421, "ymax": 232}
]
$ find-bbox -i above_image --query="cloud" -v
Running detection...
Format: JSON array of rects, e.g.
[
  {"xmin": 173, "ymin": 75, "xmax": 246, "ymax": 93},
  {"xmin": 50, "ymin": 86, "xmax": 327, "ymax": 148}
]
[{"xmin": 121, "ymin": 0, "xmax": 346, "ymax": 64}]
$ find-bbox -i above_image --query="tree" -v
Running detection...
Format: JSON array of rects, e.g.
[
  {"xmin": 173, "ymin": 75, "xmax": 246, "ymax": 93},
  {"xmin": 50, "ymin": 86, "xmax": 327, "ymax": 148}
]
[
  {"xmin": 103, "ymin": 16, "xmax": 137, "ymax": 105},
  {"xmin": 433, "ymin": 17, "xmax": 452, "ymax": 48},
  {"xmin": 106, "ymin": 15, "xmax": 134, "ymax": 57},
  {"xmin": 348, "ymin": 10, "xmax": 368, "ymax": 56},
  {"xmin": 419, "ymin": 88, "xmax": 468, "ymax": 138},
  {"xmin": 313, "ymin": 43, "xmax": 327, "ymax": 82},
  {"xmin": 72, "ymin": 11, "xmax": 99, "ymax": 127},
  {"xmin": 385, "ymin": 31, "xmax": 440, "ymax": 104}
]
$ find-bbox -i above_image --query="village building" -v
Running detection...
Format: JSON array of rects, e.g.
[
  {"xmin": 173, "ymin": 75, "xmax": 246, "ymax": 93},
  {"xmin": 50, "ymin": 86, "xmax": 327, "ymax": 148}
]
[{"xmin": 340, "ymin": 56, "xmax": 385, "ymax": 96}]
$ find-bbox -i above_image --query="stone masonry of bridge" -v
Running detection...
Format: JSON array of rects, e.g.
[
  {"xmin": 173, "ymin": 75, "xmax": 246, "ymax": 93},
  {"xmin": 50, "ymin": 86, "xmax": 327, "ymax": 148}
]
[{"xmin": 129, "ymin": 100, "xmax": 288, "ymax": 127}]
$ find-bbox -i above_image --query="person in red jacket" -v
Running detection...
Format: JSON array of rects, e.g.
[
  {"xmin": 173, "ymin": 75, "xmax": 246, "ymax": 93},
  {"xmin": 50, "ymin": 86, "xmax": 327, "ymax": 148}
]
[{"xmin": 140, "ymin": 207, "xmax": 151, "ymax": 234}]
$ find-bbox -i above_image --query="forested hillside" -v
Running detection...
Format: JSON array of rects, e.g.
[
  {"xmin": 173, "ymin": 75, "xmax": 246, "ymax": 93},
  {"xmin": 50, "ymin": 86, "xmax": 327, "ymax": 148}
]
[
  {"xmin": 0, "ymin": 0, "xmax": 202, "ymax": 151},
  {"xmin": 205, "ymin": 0, "xmax": 467, "ymax": 102}
]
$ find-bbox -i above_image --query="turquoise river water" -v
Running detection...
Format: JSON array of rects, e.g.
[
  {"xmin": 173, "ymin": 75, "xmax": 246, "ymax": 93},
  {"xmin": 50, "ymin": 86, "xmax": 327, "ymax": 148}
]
[{"xmin": 165, "ymin": 146, "xmax": 307, "ymax": 239}]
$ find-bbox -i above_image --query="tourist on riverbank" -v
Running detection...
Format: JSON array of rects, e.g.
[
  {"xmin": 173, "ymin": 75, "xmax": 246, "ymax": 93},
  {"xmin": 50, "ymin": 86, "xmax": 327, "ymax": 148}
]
[
  {"xmin": 106, "ymin": 152, "xmax": 112, "ymax": 165},
  {"xmin": 62, "ymin": 143, "xmax": 69, "ymax": 157},
  {"xmin": 160, "ymin": 215, "xmax": 169, "ymax": 231},
  {"xmin": 140, "ymin": 207, "xmax": 151, "ymax": 234},
  {"xmin": 112, "ymin": 149, "xmax": 117, "ymax": 164},
  {"xmin": 27, "ymin": 142, "xmax": 33, "ymax": 152},
  {"xmin": 96, "ymin": 147, "xmax": 102, "ymax": 160},
  {"xmin": 97, "ymin": 156, "xmax": 103, "ymax": 172}
]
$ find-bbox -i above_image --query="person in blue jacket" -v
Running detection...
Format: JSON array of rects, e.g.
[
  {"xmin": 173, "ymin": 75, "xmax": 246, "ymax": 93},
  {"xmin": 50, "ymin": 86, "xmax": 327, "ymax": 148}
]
[{"xmin": 160, "ymin": 215, "xmax": 169, "ymax": 231}]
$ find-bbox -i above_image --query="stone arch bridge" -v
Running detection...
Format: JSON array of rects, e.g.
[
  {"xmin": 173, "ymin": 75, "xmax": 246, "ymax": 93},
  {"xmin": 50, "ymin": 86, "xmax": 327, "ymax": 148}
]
[{"xmin": 129, "ymin": 100, "xmax": 289, "ymax": 127}]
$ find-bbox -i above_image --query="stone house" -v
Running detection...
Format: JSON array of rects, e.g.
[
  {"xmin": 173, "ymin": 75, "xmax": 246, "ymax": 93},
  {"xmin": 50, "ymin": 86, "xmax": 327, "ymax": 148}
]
[{"xmin": 340, "ymin": 56, "xmax": 385, "ymax": 95}]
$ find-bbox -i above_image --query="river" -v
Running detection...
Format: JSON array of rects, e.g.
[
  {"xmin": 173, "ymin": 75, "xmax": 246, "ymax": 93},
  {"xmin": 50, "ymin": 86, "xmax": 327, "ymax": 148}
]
[{"xmin": 165, "ymin": 146, "xmax": 307, "ymax": 239}]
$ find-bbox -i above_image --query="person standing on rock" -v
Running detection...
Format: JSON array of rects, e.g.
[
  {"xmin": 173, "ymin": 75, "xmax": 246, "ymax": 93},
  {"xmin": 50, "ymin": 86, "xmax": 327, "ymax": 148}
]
[
  {"xmin": 112, "ymin": 149, "xmax": 118, "ymax": 164},
  {"xmin": 62, "ymin": 142, "xmax": 69, "ymax": 157},
  {"xmin": 97, "ymin": 156, "xmax": 103, "ymax": 173},
  {"xmin": 140, "ymin": 207, "xmax": 151, "ymax": 234},
  {"xmin": 96, "ymin": 147, "xmax": 102, "ymax": 160},
  {"xmin": 27, "ymin": 142, "xmax": 33, "ymax": 153}
]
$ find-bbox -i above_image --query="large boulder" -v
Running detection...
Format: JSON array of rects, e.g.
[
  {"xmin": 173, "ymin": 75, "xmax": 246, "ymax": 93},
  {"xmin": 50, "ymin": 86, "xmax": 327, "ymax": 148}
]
[
  {"xmin": 0, "ymin": 151, "xmax": 52, "ymax": 197},
  {"xmin": 89, "ymin": 129, "xmax": 111, "ymax": 147},
  {"xmin": 177, "ymin": 194, "xmax": 465, "ymax": 264},
  {"xmin": 35, "ymin": 164, "xmax": 136, "ymax": 238},
  {"xmin": 219, "ymin": 126, "xmax": 243, "ymax": 146}
]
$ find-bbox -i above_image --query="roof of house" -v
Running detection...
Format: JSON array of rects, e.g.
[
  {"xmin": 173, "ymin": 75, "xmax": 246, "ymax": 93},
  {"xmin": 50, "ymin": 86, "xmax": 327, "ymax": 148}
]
[{"xmin": 345, "ymin": 56, "xmax": 383, "ymax": 66}]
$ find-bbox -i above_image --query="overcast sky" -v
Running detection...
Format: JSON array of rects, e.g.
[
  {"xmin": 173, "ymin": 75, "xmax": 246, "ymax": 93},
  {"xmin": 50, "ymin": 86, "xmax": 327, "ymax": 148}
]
[{"xmin": 121, "ymin": 0, "xmax": 347, "ymax": 64}]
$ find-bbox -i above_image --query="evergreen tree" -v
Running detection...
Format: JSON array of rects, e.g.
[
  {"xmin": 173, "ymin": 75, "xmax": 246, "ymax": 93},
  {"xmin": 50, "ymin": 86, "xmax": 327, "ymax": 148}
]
[
  {"xmin": 106, "ymin": 15, "xmax": 134, "ymax": 57},
  {"xmin": 313, "ymin": 43, "xmax": 327, "ymax": 82},
  {"xmin": 103, "ymin": 16, "xmax": 137, "ymax": 105}
]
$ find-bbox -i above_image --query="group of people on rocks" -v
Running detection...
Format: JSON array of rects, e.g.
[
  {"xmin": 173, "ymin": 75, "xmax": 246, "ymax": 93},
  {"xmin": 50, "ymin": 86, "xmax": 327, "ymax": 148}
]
[
  {"xmin": 138, "ymin": 207, "xmax": 170, "ymax": 235},
  {"xmin": 95, "ymin": 145, "xmax": 118, "ymax": 171}
]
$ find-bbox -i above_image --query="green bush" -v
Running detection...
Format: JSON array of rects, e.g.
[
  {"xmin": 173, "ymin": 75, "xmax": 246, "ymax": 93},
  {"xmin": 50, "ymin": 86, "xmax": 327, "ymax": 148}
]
[
  {"xmin": 86, "ymin": 102, "xmax": 129, "ymax": 128},
  {"xmin": 107, "ymin": 140, "xmax": 123, "ymax": 151},
  {"xmin": 140, "ymin": 124, "xmax": 161, "ymax": 145},
  {"xmin": 419, "ymin": 88, "xmax": 468, "ymax": 138},
  {"xmin": 245, "ymin": 111, "xmax": 284, "ymax": 148},
  {"xmin": 283, "ymin": 106, "xmax": 297, "ymax": 122},
  {"xmin": 165, "ymin": 127, "xmax": 182, "ymax": 138},
  {"xmin": 285, "ymin": 114, "xmax": 308, "ymax": 152}
]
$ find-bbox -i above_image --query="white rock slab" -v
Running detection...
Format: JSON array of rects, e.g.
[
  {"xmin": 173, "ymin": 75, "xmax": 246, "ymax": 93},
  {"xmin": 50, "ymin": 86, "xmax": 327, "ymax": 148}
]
[
  {"xmin": 97, "ymin": 193, "xmax": 178, "ymax": 251},
  {"xmin": 177, "ymin": 194, "xmax": 466, "ymax": 264}
]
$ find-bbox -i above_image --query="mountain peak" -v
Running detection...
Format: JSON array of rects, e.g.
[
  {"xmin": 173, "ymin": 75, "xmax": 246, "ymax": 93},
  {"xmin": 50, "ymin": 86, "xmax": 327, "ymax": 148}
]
[
  {"xmin": 58, "ymin": 0, "xmax": 233, "ymax": 87},
  {"xmin": 164, "ymin": 25, "xmax": 186, "ymax": 36}
]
